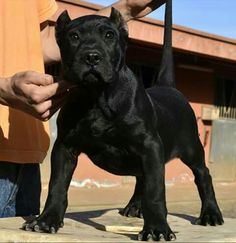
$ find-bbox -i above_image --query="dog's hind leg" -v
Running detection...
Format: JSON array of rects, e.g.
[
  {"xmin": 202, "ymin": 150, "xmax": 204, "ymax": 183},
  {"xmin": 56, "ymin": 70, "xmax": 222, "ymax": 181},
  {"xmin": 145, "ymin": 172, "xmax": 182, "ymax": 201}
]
[
  {"xmin": 120, "ymin": 176, "xmax": 143, "ymax": 218},
  {"xmin": 180, "ymin": 139, "xmax": 224, "ymax": 226}
]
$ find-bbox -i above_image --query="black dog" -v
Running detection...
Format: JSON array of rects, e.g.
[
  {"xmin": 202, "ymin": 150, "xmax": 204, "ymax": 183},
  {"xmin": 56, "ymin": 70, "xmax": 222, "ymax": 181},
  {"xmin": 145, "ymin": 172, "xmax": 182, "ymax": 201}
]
[{"xmin": 23, "ymin": 0, "xmax": 223, "ymax": 241}]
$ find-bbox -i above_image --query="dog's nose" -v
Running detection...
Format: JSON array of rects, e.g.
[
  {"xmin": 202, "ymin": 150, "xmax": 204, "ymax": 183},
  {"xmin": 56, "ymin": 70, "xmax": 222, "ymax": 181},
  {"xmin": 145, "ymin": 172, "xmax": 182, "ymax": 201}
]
[{"xmin": 85, "ymin": 52, "xmax": 101, "ymax": 66}]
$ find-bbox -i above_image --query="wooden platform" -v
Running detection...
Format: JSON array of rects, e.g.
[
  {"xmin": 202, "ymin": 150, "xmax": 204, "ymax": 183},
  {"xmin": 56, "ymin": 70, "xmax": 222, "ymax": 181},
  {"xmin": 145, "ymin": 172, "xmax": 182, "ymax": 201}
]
[{"xmin": 0, "ymin": 209, "xmax": 236, "ymax": 242}]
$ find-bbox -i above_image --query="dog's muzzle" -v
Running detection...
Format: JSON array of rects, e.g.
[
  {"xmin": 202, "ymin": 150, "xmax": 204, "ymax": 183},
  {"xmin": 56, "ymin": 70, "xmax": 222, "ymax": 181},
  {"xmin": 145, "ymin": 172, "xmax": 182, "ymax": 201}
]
[
  {"xmin": 78, "ymin": 50, "xmax": 111, "ymax": 87},
  {"xmin": 84, "ymin": 51, "xmax": 102, "ymax": 66}
]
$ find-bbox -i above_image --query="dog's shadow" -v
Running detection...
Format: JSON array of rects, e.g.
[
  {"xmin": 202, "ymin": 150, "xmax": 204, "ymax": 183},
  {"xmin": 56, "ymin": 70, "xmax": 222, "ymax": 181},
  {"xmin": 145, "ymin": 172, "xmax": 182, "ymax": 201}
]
[
  {"xmin": 64, "ymin": 208, "xmax": 134, "ymax": 240},
  {"xmin": 169, "ymin": 212, "xmax": 198, "ymax": 225},
  {"xmin": 64, "ymin": 208, "xmax": 198, "ymax": 240},
  {"xmin": 65, "ymin": 208, "xmax": 112, "ymax": 228},
  {"xmin": 65, "ymin": 208, "xmax": 138, "ymax": 240}
]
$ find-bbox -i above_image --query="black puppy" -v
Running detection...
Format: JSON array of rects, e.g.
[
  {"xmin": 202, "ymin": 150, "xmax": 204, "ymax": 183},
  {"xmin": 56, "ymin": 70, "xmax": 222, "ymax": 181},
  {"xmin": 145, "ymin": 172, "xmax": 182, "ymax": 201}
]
[{"xmin": 23, "ymin": 0, "xmax": 223, "ymax": 241}]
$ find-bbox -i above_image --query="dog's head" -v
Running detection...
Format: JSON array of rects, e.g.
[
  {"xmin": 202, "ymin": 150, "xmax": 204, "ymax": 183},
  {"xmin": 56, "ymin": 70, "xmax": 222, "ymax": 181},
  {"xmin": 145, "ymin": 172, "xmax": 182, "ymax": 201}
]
[{"xmin": 56, "ymin": 8, "xmax": 128, "ymax": 88}]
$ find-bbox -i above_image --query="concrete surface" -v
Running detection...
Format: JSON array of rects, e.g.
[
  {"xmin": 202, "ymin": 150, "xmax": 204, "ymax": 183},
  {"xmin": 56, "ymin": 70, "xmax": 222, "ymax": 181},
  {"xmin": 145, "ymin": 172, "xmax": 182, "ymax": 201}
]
[
  {"xmin": 0, "ymin": 181, "xmax": 236, "ymax": 242},
  {"xmin": 0, "ymin": 209, "xmax": 236, "ymax": 242}
]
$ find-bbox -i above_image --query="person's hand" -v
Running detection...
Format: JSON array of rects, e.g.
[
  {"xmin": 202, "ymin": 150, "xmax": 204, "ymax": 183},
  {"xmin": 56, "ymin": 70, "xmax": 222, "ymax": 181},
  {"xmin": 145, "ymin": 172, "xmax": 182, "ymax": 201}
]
[
  {"xmin": 97, "ymin": 0, "xmax": 166, "ymax": 22},
  {"xmin": 124, "ymin": 0, "xmax": 166, "ymax": 20},
  {"xmin": 0, "ymin": 71, "xmax": 72, "ymax": 121}
]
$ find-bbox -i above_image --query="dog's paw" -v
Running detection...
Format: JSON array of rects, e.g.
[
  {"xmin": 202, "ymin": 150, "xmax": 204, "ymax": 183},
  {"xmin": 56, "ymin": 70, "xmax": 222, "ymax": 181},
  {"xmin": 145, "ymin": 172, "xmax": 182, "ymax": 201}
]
[
  {"xmin": 22, "ymin": 214, "xmax": 63, "ymax": 233},
  {"xmin": 138, "ymin": 227, "xmax": 176, "ymax": 241},
  {"xmin": 119, "ymin": 201, "xmax": 143, "ymax": 218},
  {"xmin": 195, "ymin": 206, "xmax": 224, "ymax": 226}
]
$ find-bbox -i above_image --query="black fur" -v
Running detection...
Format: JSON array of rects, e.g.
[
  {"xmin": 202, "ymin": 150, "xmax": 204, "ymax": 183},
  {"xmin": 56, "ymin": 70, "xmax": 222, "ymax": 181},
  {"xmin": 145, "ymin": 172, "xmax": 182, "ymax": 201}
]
[{"xmin": 23, "ymin": 1, "xmax": 223, "ymax": 241}]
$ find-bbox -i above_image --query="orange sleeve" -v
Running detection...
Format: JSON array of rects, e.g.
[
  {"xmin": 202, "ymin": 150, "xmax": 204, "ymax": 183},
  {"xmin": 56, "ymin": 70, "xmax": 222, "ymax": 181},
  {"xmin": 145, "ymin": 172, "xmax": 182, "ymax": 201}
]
[{"xmin": 37, "ymin": 0, "xmax": 58, "ymax": 23}]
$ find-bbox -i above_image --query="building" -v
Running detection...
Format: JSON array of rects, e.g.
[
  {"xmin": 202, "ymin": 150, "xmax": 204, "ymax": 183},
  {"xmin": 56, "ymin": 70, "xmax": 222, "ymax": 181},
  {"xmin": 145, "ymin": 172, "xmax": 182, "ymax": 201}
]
[{"xmin": 43, "ymin": 0, "xmax": 236, "ymax": 186}]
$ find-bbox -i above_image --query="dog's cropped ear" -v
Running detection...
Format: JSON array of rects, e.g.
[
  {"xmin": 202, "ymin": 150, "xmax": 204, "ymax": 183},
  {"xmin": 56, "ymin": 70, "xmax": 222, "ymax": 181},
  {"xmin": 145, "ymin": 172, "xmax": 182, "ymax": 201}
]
[
  {"xmin": 55, "ymin": 10, "xmax": 71, "ymax": 44},
  {"xmin": 109, "ymin": 7, "xmax": 128, "ymax": 41}
]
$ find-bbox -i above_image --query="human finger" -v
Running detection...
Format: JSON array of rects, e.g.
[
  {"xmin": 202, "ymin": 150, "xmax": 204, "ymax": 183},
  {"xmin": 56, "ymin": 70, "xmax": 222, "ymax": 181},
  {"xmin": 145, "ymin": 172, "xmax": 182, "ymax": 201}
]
[
  {"xmin": 40, "ymin": 94, "xmax": 66, "ymax": 120},
  {"xmin": 21, "ymin": 71, "xmax": 54, "ymax": 86},
  {"xmin": 27, "ymin": 82, "xmax": 62, "ymax": 104}
]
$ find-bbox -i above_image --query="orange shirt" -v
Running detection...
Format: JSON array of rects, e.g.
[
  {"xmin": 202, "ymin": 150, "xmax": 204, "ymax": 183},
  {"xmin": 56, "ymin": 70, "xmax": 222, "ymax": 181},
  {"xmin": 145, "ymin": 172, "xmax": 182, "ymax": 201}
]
[{"xmin": 0, "ymin": 0, "xmax": 57, "ymax": 163}]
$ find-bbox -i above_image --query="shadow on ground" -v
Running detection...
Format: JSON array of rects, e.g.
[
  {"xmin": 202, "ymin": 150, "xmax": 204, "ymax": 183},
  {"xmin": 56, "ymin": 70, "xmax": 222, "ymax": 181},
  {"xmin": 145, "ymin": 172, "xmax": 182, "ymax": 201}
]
[
  {"xmin": 65, "ymin": 208, "xmax": 198, "ymax": 240},
  {"xmin": 169, "ymin": 213, "xmax": 197, "ymax": 225},
  {"xmin": 66, "ymin": 208, "xmax": 138, "ymax": 240}
]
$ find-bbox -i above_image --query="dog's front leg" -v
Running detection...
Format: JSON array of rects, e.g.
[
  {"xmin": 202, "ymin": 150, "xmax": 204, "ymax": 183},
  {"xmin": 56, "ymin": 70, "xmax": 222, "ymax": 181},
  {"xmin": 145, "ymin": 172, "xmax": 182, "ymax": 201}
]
[
  {"xmin": 138, "ymin": 137, "xmax": 176, "ymax": 241},
  {"xmin": 22, "ymin": 139, "xmax": 78, "ymax": 233}
]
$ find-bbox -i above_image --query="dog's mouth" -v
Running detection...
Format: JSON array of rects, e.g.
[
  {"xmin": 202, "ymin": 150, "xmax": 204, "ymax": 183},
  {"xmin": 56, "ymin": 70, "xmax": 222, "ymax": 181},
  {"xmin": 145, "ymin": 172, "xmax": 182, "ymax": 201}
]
[
  {"xmin": 62, "ymin": 63, "xmax": 113, "ymax": 87},
  {"xmin": 81, "ymin": 69, "xmax": 105, "ymax": 87}
]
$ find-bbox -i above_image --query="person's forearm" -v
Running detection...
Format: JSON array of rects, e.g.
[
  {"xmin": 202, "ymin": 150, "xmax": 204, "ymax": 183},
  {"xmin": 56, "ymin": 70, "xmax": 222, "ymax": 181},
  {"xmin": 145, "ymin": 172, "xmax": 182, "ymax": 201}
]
[{"xmin": 41, "ymin": 22, "xmax": 61, "ymax": 64}]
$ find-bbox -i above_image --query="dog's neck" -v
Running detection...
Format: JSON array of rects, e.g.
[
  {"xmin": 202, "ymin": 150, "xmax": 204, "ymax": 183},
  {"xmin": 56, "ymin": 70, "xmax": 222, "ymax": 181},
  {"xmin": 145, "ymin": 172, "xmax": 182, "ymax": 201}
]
[{"xmin": 96, "ymin": 65, "xmax": 146, "ymax": 118}]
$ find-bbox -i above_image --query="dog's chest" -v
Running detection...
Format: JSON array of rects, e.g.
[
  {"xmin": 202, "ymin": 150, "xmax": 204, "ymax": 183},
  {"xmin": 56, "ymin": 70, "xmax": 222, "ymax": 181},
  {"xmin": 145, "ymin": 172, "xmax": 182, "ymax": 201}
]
[
  {"xmin": 76, "ymin": 107, "xmax": 117, "ymax": 143},
  {"xmin": 66, "ymin": 106, "xmax": 141, "ymax": 175}
]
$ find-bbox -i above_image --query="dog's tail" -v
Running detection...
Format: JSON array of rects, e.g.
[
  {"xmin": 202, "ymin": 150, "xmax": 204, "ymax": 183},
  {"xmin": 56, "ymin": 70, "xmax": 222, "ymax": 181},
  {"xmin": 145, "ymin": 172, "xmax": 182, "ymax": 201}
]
[{"xmin": 155, "ymin": 0, "xmax": 175, "ymax": 88}]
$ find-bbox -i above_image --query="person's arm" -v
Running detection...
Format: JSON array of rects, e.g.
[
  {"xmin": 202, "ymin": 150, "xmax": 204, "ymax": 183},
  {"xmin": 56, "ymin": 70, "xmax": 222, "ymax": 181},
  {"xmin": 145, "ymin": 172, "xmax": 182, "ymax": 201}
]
[
  {"xmin": 0, "ymin": 0, "xmax": 166, "ymax": 121},
  {"xmin": 40, "ymin": 21, "xmax": 61, "ymax": 64},
  {"xmin": 0, "ymin": 71, "xmax": 69, "ymax": 121}
]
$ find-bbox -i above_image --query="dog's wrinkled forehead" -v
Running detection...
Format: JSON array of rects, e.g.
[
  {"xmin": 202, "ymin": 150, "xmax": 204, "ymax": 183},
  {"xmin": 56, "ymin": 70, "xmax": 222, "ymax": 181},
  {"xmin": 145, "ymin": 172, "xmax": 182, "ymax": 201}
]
[
  {"xmin": 68, "ymin": 16, "xmax": 118, "ymax": 33},
  {"xmin": 56, "ymin": 8, "xmax": 128, "ymax": 46}
]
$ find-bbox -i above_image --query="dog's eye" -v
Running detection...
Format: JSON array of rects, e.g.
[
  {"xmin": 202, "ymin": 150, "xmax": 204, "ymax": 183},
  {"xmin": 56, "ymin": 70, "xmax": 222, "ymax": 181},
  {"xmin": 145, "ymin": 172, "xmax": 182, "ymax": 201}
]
[
  {"xmin": 105, "ymin": 31, "xmax": 114, "ymax": 39},
  {"xmin": 70, "ymin": 33, "xmax": 79, "ymax": 41}
]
